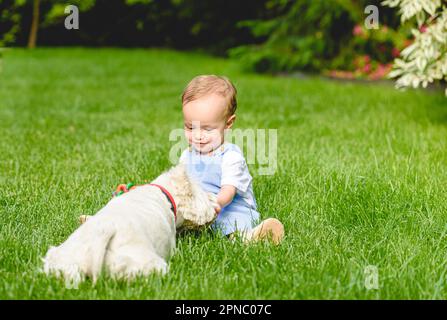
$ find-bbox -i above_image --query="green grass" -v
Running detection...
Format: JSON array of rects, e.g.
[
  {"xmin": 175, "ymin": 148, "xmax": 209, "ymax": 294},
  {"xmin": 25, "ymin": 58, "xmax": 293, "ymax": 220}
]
[{"xmin": 1, "ymin": 48, "xmax": 447, "ymax": 299}]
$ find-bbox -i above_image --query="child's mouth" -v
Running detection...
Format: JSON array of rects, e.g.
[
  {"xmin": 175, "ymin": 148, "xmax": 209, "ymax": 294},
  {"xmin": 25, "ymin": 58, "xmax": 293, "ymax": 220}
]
[{"xmin": 193, "ymin": 142, "xmax": 210, "ymax": 152}]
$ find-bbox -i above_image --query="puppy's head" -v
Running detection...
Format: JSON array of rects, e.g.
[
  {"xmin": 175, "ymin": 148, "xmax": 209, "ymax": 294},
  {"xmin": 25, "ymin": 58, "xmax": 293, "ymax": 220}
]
[
  {"xmin": 180, "ymin": 192, "xmax": 218, "ymax": 231},
  {"xmin": 166, "ymin": 164, "xmax": 218, "ymax": 231}
]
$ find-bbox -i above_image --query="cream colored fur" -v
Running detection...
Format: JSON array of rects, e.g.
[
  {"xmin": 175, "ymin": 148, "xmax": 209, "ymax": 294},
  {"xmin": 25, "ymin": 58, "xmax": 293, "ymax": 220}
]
[{"xmin": 42, "ymin": 164, "xmax": 218, "ymax": 285}]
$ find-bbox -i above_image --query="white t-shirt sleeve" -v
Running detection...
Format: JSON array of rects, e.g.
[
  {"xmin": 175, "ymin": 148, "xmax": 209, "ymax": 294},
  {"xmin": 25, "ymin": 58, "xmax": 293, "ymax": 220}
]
[{"xmin": 221, "ymin": 151, "xmax": 252, "ymax": 194}]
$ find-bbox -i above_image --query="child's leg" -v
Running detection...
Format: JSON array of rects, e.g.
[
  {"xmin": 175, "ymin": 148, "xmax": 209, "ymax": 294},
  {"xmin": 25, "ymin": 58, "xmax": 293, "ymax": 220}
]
[
  {"xmin": 237, "ymin": 218, "xmax": 284, "ymax": 245},
  {"xmin": 215, "ymin": 208, "xmax": 284, "ymax": 245}
]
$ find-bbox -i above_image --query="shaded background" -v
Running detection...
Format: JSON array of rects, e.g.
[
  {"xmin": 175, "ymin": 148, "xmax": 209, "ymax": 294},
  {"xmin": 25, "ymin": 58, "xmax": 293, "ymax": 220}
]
[{"xmin": 1, "ymin": 0, "xmax": 409, "ymax": 79}]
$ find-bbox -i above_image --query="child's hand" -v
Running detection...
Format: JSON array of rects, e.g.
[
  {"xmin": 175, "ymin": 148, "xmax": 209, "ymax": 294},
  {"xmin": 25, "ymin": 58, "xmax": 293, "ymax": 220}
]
[{"xmin": 207, "ymin": 192, "xmax": 221, "ymax": 215}]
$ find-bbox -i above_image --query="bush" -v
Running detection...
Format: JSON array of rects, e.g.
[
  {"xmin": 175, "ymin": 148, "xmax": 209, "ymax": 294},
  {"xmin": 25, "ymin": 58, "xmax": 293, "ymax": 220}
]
[
  {"xmin": 0, "ymin": 0, "xmax": 24, "ymax": 47},
  {"xmin": 229, "ymin": 0, "xmax": 408, "ymax": 80},
  {"xmin": 383, "ymin": 0, "xmax": 447, "ymax": 95},
  {"xmin": 229, "ymin": 0, "xmax": 354, "ymax": 73},
  {"xmin": 7, "ymin": 0, "xmax": 268, "ymax": 53}
]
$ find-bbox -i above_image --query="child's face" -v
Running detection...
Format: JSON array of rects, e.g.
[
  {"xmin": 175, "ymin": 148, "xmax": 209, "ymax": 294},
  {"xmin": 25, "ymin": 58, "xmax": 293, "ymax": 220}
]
[{"xmin": 183, "ymin": 93, "xmax": 235, "ymax": 154}]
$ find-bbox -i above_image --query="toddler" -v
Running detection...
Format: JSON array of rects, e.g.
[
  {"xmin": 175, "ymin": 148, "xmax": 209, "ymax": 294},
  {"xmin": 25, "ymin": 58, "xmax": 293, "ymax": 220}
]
[{"xmin": 179, "ymin": 75, "xmax": 284, "ymax": 244}]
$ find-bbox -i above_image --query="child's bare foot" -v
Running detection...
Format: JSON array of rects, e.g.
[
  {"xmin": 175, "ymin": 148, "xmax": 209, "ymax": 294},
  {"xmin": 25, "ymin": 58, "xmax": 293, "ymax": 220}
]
[
  {"xmin": 79, "ymin": 215, "xmax": 92, "ymax": 224},
  {"xmin": 243, "ymin": 218, "xmax": 284, "ymax": 245}
]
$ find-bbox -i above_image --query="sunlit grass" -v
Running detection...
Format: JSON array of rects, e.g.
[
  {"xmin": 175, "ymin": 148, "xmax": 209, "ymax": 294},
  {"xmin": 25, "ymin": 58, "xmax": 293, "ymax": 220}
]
[{"xmin": 1, "ymin": 48, "xmax": 447, "ymax": 299}]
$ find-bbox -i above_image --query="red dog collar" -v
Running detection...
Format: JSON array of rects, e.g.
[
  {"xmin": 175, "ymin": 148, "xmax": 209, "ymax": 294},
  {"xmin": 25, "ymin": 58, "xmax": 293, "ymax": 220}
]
[{"xmin": 147, "ymin": 183, "xmax": 177, "ymax": 221}]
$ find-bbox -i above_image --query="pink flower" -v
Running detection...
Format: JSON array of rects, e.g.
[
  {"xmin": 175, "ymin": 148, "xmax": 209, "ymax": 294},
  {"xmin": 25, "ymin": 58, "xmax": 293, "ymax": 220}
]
[
  {"xmin": 353, "ymin": 25, "xmax": 363, "ymax": 36},
  {"xmin": 419, "ymin": 25, "xmax": 427, "ymax": 33},
  {"xmin": 362, "ymin": 63, "xmax": 371, "ymax": 73},
  {"xmin": 368, "ymin": 64, "xmax": 392, "ymax": 80},
  {"xmin": 340, "ymin": 71, "xmax": 355, "ymax": 79},
  {"xmin": 328, "ymin": 70, "xmax": 355, "ymax": 79}
]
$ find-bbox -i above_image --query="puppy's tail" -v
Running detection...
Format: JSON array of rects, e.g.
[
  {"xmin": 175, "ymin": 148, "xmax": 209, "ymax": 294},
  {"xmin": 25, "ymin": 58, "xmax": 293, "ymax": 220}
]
[{"xmin": 43, "ymin": 219, "xmax": 116, "ymax": 285}]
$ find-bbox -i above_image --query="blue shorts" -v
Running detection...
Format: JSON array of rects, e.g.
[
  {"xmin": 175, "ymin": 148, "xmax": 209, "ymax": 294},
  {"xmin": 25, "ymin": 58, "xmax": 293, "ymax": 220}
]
[{"xmin": 211, "ymin": 207, "xmax": 260, "ymax": 236}]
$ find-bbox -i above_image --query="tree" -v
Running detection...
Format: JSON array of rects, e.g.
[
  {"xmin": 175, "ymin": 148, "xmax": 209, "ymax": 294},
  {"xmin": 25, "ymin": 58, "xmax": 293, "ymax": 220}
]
[
  {"xmin": 27, "ymin": 0, "xmax": 39, "ymax": 48},
  {"xmin": 383, "ymin": 0, "xmax": 447, "ymax": 95}
]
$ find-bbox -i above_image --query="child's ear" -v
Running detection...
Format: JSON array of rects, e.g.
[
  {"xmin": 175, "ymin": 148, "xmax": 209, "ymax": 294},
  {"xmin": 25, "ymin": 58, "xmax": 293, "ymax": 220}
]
[{"xmin": 225, "ymin": 114, "xmax": 236, "ymax": 129}]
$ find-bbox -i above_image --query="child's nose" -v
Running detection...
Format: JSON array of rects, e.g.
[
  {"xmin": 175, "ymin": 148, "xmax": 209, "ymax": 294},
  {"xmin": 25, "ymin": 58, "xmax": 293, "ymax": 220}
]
[{"xmin": 193, "ymin": 129, "xmax": 202, "ymax": 140}]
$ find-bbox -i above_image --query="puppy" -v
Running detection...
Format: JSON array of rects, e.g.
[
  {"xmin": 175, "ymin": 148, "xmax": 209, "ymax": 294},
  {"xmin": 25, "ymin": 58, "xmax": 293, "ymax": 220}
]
[{"xmin": 43, "ymin": 164, "xmax": 218, "ymax": 285}]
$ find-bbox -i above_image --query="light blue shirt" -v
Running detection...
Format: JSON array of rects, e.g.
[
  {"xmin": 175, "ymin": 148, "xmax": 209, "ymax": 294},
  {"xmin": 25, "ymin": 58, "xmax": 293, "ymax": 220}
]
[{"xmin": 180, "ymin": 142, "xmax": 260, "ymax": 235}]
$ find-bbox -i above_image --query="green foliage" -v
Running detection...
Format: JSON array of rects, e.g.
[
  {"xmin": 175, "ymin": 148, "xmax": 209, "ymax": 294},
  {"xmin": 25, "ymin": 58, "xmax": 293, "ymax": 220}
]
[
  {"xmin": 230, "ymin": 0, "xmax": 355, "ymax": 73},
  {"xmin": 3, "ymin": 0, "xmax": 267, "ymax": 51},
  {"xmin": 44, "ymin": 0, "xmax": 96, "ymax": 26},
  {"xmin": 229, "ymin": 0, "xmax": 406, "ymax": 78},
  {"xmin": 0, "ymin": 0, "xmax": 25, "ymax": 47}
]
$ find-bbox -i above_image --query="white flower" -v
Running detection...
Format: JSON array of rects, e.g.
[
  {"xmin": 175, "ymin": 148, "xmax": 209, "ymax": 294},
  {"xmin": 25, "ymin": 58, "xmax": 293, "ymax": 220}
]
[{"xmin": 383, "ymin": 1, "xmax": 447, "ymax": 96}]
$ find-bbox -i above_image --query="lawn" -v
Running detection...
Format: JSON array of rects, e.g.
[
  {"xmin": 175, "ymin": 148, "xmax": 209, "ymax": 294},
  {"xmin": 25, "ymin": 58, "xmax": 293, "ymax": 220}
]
[{"xmin": 1, "ymin": 48, "xmax": 447, "ymax": 299}]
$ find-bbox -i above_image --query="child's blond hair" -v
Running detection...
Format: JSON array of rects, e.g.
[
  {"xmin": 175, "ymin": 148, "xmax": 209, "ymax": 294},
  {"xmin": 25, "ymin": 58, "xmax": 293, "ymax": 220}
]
[{"xmin": 182, "ymin": 75, "xmax": 237, "ymax": 117}]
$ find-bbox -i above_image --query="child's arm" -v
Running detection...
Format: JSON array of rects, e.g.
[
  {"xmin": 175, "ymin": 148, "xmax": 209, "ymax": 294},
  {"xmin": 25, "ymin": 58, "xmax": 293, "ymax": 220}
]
[{"xmin": 216, "ymin": 184, "xmax": 237, "ymax": 212}]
